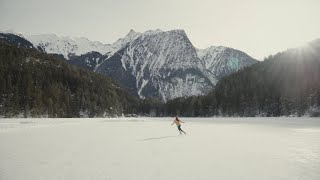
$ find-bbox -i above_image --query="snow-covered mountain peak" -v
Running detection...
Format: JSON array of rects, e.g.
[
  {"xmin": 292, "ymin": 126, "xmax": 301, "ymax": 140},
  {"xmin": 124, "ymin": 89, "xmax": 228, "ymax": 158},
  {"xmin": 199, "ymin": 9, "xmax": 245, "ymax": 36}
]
[
  {"xmin": 197, "ymin": 46, "xmax": 227, "ymax": 60},
  {"xmin": 197, "ymin": 46, "xmax": 257, "ymax": 78},
  {"xmin": 141, "ymin": 29, "xmax": 186, "ymax": 37},
  {"xmin": 125, "ymin": 29, "xmax": 202, "ymax": 71},
  {"xmin": 113, "ymin": 29, "xmax": 142, "ymax": 48},
  {"xmin": 127, "ymin": 29, "xmax": 137, "ymax": 36},
  {"xmin": 96, "ymin": 28, "xmax": 215, "ymax": 101},
  {"xmin": 25, "ymin": 34, "xmax": 115, "ymax": 59}
]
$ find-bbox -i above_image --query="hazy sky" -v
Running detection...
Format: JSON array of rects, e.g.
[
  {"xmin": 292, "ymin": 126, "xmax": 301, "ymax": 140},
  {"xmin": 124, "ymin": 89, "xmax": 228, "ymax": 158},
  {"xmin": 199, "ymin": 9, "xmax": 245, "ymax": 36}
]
[{"xmin": 1, "ymin": 0, "xmax": 319, "ymax": 59}]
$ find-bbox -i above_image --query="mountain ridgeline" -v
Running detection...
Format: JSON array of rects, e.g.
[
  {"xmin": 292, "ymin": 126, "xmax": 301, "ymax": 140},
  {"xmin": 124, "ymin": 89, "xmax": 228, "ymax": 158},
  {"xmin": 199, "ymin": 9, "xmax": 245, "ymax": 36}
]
[
  {"xmin": 157, "ymin": 40, "xmax": 320, "ymax": 117},
  {"xmin": 0, "ymin": 42, "xmax": 139, "ymax": 117},
  {"xmin": 1, "ymin": 31, "xmax": 319, "ymax": 117},
  {"xmin": 0, "ymin": 33, "xmax": 37, "ymax": 50},
  {"xmin": 22, "ymin": 29, "xmax": 257, "ymax": 101}
]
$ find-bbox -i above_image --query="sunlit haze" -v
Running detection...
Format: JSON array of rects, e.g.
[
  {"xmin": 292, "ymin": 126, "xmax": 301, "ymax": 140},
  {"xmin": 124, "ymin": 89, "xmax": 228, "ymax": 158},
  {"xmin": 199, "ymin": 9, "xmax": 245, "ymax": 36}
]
[{"xmin": 0, "ymin": 0, "xmax": 319, "ymax": 60}]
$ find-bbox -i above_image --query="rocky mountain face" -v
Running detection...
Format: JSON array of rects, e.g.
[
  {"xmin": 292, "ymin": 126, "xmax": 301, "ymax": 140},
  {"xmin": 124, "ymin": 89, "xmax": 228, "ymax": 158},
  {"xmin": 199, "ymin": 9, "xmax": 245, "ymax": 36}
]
[
  {"xmin": 3, "ymin": 30, "xmax": 258, "ymax": 101},
  {"xmin": 95, "ymin": 29, "xmax": 257, "ymax": 101},
  {"xmin": 96, "ymin": 30, "xmax": 215, "ymax": 101},
  {"xmin": 197, "ymin": 46, "xmax": 257, "ymax": 78}
]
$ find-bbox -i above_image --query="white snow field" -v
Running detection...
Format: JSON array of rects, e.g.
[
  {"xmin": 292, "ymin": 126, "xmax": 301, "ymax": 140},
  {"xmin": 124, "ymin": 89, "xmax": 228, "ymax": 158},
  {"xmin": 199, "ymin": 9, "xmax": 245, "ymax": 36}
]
[{"xmin": 0, "ymin": 117, "xmax": 320, "ymax": 180}]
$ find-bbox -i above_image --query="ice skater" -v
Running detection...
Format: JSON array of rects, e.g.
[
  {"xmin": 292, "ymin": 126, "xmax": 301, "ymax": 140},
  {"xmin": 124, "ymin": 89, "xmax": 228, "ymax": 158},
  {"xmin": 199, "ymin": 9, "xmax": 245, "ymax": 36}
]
[{"xmin": 171, "ymin": 116, "xmax": 186, "ymax": 135}]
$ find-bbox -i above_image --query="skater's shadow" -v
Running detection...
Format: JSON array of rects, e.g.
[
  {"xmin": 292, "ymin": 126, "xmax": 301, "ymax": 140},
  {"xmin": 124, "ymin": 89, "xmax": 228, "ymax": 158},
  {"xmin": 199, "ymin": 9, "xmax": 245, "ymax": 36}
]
[{"xmin": 138, "ymin": 135, "xmax": 179, "ymax": 141}]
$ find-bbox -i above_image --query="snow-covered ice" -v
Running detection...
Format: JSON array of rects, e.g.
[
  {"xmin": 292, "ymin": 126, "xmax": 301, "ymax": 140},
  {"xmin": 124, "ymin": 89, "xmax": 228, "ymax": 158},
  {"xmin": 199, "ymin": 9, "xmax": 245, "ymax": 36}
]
[{"xmin": 0, "ymin": 117, "xmax": 320, "ymax": 180}]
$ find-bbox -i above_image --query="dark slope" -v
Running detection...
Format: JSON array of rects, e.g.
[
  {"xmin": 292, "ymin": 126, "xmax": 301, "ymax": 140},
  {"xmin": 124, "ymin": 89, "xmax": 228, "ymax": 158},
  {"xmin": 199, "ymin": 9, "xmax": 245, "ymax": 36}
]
[
  {"xmin": 163, "ymin": 41, "xmax": 320, "ymax": 117},
  {"xmin": 0, "ymin": 33, "xmax": 38, "ymax": 50},
  {"xmin": 0, "ymin": 42, "xmax": 139, "ymax": 117}
]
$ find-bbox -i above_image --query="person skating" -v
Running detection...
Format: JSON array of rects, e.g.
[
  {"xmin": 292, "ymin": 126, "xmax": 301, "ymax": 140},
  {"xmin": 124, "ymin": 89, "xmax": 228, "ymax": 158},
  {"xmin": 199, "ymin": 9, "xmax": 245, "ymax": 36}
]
[{"xmin": 171, "ymin": 116, "xmax": 186, "ymax": 135}]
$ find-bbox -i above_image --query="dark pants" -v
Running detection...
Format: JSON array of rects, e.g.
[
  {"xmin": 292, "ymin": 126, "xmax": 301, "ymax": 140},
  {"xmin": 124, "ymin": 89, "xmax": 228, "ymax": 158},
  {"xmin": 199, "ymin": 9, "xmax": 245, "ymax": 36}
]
[{"xmin": 177, "ymin": 125, "xmax": 186, "ymax": 134}]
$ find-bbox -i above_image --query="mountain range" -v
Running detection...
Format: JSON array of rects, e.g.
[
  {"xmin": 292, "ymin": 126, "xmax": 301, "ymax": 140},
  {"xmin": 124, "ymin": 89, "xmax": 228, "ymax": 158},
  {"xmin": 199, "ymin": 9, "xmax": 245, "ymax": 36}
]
[
  {"xmin": 163, "ymin": 39, "xmax": 320, "ymax": 117},
  {"xmin": 0, "ymin": 30, "xmax": 319, "ymax": 117},
  {"xmin": 1, "ymin": 30, "xmax": 257, "ymax": 101}
]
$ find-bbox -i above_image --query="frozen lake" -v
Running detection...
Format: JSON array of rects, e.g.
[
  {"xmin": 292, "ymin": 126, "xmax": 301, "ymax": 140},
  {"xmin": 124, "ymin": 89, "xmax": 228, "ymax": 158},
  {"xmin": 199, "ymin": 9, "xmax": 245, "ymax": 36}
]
[{"xmin": 0, "ymin": 117, "xmax": 320, "ymax": 180}]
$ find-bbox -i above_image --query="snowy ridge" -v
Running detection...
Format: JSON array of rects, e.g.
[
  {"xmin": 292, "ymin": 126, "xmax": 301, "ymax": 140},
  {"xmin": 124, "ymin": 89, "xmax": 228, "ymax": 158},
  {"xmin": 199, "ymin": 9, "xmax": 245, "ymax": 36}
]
[
  {"xmin": 23, "ymin": 30, "xmax": 142, "ymax": 61},
  {"xmin": 24, "ymin": 34, "xmax": 118, "ymax": 59},
  {"xmin": 197, "ymin": 46, "xmax": 227, "ymax": 69},
  {"xmin": 113, "ymin": 29, "xmax": 141, "ymax": 48},
  {"xmin": 197, "ymin": 46, "xmax": 257, "ymax": 78}
]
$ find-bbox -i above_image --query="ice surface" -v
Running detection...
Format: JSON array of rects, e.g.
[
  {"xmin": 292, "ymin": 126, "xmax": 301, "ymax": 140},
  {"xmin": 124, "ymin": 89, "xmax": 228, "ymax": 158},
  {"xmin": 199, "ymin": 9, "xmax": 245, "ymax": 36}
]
[{"xmin": 0, "ymin": 117, "xmax": 320, "ymax": 180}]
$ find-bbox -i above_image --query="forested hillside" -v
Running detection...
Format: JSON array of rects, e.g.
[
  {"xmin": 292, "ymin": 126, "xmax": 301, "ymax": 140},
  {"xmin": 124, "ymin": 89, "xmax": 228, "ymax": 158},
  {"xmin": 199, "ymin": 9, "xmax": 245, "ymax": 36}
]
[
  {"xmin": 214, "ymin": 45, "xmax": 320, "ymax": 116},
  {"xmin": 0, "ymin": 42, "xmax": 139, "ymax": 117},
  {"xmin": 1, "ymin": 38, "xmax": 319, "ymax": 118},
  {"xmin": 140, "ymin": 41, "xmax": 320, "ymax": 117}
]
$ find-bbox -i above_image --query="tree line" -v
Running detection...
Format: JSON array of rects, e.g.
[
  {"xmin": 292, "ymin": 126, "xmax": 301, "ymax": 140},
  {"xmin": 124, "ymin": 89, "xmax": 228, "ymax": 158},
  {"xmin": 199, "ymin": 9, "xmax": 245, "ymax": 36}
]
[
  {"xmin": 140, "ymin": 44, "xmax": 320, "ymax": 117},
  {"xmin": 0, "ymin": 42, "xmax": 139, "ymax": 117},
  {"xmin": 1, "ymin": 40, "xmax": 319, "ymax": 117}
]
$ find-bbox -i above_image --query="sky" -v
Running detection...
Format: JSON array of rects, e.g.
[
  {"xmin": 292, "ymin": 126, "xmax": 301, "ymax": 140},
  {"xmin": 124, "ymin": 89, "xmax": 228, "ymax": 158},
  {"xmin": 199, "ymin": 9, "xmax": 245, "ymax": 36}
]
[{"xmin": 0, "ymin": 0, "xmax": 319, "ymax": 60}]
